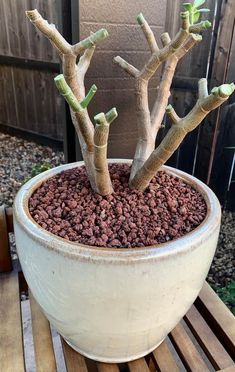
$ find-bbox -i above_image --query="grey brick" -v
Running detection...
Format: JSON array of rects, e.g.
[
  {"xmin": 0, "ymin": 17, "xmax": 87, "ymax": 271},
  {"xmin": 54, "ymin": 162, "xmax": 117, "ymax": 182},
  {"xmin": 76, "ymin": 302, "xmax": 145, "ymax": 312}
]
[
  {"xmin": 80, "ymin": 0, "xmax": 167, "ymax": 27},
  {"xmin": 80, "ymin": 22, "xmax": 164, "ymax": 52}
]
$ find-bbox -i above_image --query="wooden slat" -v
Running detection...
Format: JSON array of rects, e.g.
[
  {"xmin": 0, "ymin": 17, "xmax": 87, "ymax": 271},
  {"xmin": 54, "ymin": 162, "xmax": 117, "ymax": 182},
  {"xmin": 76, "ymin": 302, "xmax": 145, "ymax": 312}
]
[
  {"xmin": 185, "ymin": 305, "xmax": 234, "ymax": 370},
  {"xmin": 61, "ymin": 337, "xmax": 88, "ymax": 372},
  {"xmin": 148, "ymin": 358, "xmax": 156, "ymax": 372},
  {"xmin": 0, "ymin": 272, "xmax": 25, "ymax": 371},
  {"xmin": 0, "ymin": 0, "xmax": 10, "ymax": 56},
  {"xmin": 29, "ymin": 291, "xmax": 57, "ymax": 372},
  {"xmin": 0, "ymin": 205, "xmax": 12, "ymax": 272},
  {"xmin": 152, "ymin": 340, "xmax": 179, "ymax": 372},
  {"xmin": 97, "ymin": 361, "xmax": 119, "ymax": 371},
  {"xmin": 210, "ymin": 0, "xmax": 235, "ymax": 88},
  {"xmin": 169, "ymin": 322, "xmax": 210, "ymax": 372},
  {"xmin": 196, "ymin": 282, "xmax": 235, "ymax": 357},
  {"xmin": 219, "ymin": 367, "xmax": 235, "ymax": 372},
  {"xmin": 128, "ymin": 358, "xmax": 150, "ymax": 372}
]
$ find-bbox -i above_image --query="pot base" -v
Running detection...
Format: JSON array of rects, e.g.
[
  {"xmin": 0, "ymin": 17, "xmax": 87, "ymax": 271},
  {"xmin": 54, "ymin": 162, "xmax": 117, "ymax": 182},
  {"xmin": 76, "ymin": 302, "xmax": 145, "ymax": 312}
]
[{"xmin": 63, "ymin": 337, "xmax": 165, "ymax": 363}]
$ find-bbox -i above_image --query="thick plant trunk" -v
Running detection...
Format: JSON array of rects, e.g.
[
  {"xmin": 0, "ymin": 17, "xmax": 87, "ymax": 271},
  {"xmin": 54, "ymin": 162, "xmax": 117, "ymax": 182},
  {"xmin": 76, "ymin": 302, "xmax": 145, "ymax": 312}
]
[{"xmin": 130, "ymin": 79, "xmax": 155, "ymax": 181}]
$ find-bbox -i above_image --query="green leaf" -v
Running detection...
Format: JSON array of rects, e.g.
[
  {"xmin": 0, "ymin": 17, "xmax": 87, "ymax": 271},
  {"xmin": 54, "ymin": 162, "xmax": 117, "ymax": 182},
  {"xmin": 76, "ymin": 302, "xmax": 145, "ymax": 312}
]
[
  {"xmin": 198, "ymin": 8, "xmax": 210, "ymax": 13},
  {"xmin": 194, "ymin": 0, "xmax": 206, "ymax": 8},
  {"xmin": 183, "ymin": 3, "xmax": 193, "ymax": 11},
  {"xmin": 31, "ymin": 163, "xmax": 52, "ymax": 177},
  {"xmin": 193, "ymin": 10, "xmax": 200, "ymax": 23},
  {"xmin": 224, "ymin": 146, "xmax": 235, "ymax": 150},
  {"xmin": 216, "ymin": 281, "xmax": 235, "ymax": 314},
  {"xmin": 22, "ymin": 163, "xmax": 53, "ymax": 184}
]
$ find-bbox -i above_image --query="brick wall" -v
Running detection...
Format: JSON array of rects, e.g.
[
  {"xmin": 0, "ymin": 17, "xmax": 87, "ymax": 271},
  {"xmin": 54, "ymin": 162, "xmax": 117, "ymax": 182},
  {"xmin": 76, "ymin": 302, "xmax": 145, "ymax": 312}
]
[{"xmin": 80, "ymin": 0, "xmax": 167, "ymax": 158}]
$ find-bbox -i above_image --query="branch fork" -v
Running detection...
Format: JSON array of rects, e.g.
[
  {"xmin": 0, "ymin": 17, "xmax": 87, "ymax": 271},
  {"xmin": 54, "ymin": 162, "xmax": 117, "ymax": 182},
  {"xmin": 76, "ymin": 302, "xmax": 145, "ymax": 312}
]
[
  {"xmin": 114, "ymin": 11, "xmax": 202, "ymax": 181},
  {"xmin": 26, "ymin": 6, "xmax": 235, "ymax": 196}
]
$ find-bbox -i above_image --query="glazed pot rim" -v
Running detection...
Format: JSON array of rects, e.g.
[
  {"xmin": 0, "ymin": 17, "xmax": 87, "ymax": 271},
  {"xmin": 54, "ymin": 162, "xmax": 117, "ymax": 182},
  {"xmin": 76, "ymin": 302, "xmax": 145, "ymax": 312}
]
[{"xmin": 13, "ymin": 159, "xmax": 221, "ymax": 262}]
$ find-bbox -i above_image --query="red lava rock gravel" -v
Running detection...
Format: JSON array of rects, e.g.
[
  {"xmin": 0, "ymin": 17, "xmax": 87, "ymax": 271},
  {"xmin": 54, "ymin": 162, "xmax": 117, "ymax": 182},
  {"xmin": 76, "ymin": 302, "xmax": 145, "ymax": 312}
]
[{"xmin": 29, "ymin": 163, "xmax": 207, "ymax": 248}]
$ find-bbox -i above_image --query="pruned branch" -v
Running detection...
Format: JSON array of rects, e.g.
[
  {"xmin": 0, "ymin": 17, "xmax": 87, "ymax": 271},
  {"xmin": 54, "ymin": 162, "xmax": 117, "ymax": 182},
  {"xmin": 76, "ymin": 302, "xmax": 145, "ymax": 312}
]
[
  {"xmin": 130, "ymin": 82, "xmax": 235, "ymax": 191},
  {"xmin": 26, "ymin": 10, "xmax": 71, "ymax": 54},
  {"xmin": 160, "ymin": 32, "xmax": 171, "ymax": 47},
  {"xmin": 137, "ymin": 13, "xmax": 158, "ymax": 53},
  {"xmin": 77, "ymin": 45, "xmax": 96, "ymax": 80},
  {"xmin": 54, "ymin": 74, "xmax": 97, "ymax": 113},
  {"xmin": 72, "ymin": 29, "xmax": 109, "ymax": 55},
  {"xmin": 165, "ymin": 105, "xmax": 181, "ymax": 124},
  {"xmin": 114, "ymin": 11, "xmax": 191, "ymax": 83},
  {"xmin": 113, "ymin": 56, "xmax": 139, "ymax": 77},
  {"xmin": 140, "ymin": 11, "xmax": 190, "ymax": 81},
  {"xmin": 151, "ymin": 33, "xmax": 202, "ymax": 136},
  {"xmin": 26, "ymin": 9, "xmax": 111, "ymax": 194},
  {"xmin": 198, "ymin": 78, "xmax": 209, "ymax": 99},
  {"xmin": 54, "ymin": 75, "xmax": 97, "ymax": 152},
  {"xmin": 189, "ymin": 20, "xmax": 212, "ymax": 33},
  {"xmin": 94, "ymin": 109, "xmax": 118, "ymax": 195}
]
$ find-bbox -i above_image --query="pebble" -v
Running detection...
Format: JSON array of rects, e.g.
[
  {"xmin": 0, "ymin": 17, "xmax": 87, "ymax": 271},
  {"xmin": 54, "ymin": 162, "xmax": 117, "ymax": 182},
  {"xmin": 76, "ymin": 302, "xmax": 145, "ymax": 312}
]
[{"xmin": 29, "ymin": 163, "xmax": 207, "ymax": 248}]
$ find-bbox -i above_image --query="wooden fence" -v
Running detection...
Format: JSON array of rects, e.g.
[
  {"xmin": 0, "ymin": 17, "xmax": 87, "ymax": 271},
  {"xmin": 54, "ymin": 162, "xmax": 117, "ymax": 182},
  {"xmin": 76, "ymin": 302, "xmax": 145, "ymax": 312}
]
[
  {"xmin": 0, "ymin": 0, "xmax": 62, "ymax": 145},
  {"xmin": 0, "ymin": 0, "xmax": 235, "ymax": 210}
]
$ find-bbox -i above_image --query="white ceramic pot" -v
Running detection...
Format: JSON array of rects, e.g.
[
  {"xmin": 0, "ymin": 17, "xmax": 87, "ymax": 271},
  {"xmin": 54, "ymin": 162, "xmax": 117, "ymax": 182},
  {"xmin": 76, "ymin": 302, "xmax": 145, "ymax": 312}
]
[{"xmin": 13, "ymin": 160, "xmax": 221, "ymax": 363}]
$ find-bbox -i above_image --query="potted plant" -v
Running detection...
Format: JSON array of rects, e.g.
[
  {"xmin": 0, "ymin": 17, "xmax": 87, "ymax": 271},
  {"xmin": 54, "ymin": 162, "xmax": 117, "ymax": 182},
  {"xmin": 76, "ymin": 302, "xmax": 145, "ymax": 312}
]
[{"xmin": 13, "ymin": 1, "xmax": 234, "ymax": 363}]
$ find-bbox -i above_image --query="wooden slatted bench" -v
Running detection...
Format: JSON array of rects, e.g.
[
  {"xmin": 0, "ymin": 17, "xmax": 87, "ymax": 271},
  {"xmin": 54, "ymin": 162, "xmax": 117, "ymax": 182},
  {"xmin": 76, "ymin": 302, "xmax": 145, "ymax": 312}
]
[{"xmin": 1, "ymin": 205, "xmax": 235, "ymax": 372}]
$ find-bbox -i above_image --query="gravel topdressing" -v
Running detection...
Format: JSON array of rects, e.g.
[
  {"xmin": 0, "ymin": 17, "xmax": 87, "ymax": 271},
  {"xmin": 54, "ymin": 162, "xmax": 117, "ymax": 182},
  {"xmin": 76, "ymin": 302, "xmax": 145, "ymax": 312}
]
[{"xmin": 29, "ymin": 163, "xmax": 207, "ymax": 248}]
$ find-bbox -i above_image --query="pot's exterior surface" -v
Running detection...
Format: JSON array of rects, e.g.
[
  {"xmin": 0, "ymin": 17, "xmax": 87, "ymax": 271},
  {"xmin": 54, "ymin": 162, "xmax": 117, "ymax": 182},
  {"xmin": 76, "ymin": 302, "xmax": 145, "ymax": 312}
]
[{"xmin": 13, "ymin": 160, "xmax": 221, "ymax": 363}]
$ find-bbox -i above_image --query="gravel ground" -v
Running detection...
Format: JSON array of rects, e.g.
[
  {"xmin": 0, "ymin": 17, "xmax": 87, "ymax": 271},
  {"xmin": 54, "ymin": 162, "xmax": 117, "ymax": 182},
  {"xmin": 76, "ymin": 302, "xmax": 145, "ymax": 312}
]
[
  {"xmin": 0, "ymin": 133, "xmax": 64, "ymax": 206},
  {"xmin": 0, "ymin": 132, "xmax": 234, "ymax": 292}
]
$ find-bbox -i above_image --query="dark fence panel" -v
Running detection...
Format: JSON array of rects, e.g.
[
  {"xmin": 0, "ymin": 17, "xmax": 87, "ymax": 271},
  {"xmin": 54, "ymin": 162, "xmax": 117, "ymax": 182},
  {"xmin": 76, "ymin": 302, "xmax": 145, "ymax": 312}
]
[
  {"xmin": 209, "ymin": 6, "xmax": 235, "ymax": 210},
  {"xmin": 0, "ymin": 0, "xmax": 63, "ymax": 142}
]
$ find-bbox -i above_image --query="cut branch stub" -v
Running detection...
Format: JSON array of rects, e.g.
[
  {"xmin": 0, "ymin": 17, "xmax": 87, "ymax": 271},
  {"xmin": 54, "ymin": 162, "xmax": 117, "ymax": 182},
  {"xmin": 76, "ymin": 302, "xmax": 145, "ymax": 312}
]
[
  {"xmin": 166, "ymin": 105, "xmax": 181, "ymax": 124},
  {"xmin": 136, "ymin": 13, "xmax": 158, "ymax": 53},
  {"xmin": 72, "ymin": 29, "xmax": 109, "ymax": 55},
  {"xmin": 105, "ymin": 108, "xmax": 119, "ymax": 124},
  {"xmin": 54, "ymin": 74, "xmax": 81, "ymax": 111},
  {"xmin": 211, "ymin": 83, "xmax": 235, "ymax": 98},
  {"xmin": 113, "ymin": 56, "xmax": 139, "ymax": 77},
  {"xmin": 26, "ymin": 10, "xmax": 71, "ymax": 54},
  {"xmin": 161, "ymin": 32, "xmax": 171, "ymax": 47},
  {"xmin": 54, "ymin": 74, "xmax": 96, "ymax": 153},
  {"xmin": 198, "ymin": 78, "xmax": 208, "ymax": 99},
  {"xmin": 94, "ymin": 109, "xmax": 118, "ymax": 196},
  {"xmin": 80, "ymin": 84, "xmax": 98, "ymax": 109},
  {"xmin": 54, "ymin": 74, "xmax": 97, "ymax": 112}
]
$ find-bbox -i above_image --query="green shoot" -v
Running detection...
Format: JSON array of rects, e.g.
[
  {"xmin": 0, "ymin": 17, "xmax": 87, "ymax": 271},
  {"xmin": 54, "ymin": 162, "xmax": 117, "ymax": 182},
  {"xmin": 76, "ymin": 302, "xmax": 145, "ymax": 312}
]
[{"xmin": 183, "ymin": 0, "xmax": 210, "ymax": 25}]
